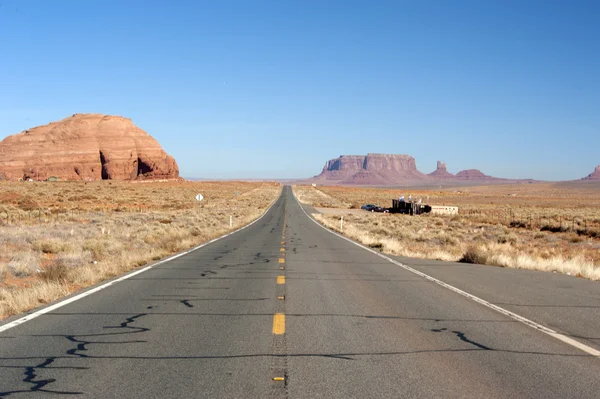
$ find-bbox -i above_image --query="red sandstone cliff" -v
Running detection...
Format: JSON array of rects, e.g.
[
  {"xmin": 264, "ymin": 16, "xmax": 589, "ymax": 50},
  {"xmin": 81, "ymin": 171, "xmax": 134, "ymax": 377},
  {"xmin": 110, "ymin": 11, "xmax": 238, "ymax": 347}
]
[
  {"xmin": 0, "ymin": 114, "xmax": 179, "ymax": 181},
  {"xmin": 582, "ymin": 165, "xmax": 600, "ymax": 181},
  {"xmin": 313, "ymin": 154, "xmax": 430, "ymax": 184},
  {"xmin": 308, "ymin": 156, "xmax": 532, "ymax": 185}
]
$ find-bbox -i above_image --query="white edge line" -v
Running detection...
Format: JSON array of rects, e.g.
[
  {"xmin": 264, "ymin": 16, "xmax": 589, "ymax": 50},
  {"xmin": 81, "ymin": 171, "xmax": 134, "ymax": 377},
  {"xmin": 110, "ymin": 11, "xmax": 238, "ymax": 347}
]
[
  {"xmin": 0, "ymin": 187, "xmax": 284, "ymax": 334},
  {"xmin": 291, "ymin": 188, "xmax": 600, "ymax": 358}
]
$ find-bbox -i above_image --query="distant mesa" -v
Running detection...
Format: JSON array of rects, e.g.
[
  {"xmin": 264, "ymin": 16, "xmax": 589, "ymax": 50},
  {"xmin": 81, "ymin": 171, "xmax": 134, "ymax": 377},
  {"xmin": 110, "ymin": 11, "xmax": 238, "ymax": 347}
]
[
  {"xmin": 308, "ymin": 154, "xmax": 530, "ymax": 186},
  {"xmin": 0, "ymin": 113, "xmax": 179, "ymax": 181},
  {"xmin": 313, "ymin": 154, "xmax": 429, "ymax": 185},
  {"xmin": 582, "ymin": 165, "xmax": 600, "ymax": 181}
]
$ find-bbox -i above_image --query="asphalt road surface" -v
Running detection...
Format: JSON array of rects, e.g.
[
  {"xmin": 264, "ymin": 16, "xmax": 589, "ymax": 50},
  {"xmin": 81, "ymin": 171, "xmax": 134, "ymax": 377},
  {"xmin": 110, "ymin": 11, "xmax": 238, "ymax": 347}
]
[{"xmin": 1, "ymin": 186, "xmax": 600, "ymax": 398}]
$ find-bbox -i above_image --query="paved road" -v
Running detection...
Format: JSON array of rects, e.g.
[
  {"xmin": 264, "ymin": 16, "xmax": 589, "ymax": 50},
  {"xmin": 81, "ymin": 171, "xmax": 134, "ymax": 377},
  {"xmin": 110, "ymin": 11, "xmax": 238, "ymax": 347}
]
[{"xmin": 1, "ymin": 186, "xmax": 599, "ymax": 398}]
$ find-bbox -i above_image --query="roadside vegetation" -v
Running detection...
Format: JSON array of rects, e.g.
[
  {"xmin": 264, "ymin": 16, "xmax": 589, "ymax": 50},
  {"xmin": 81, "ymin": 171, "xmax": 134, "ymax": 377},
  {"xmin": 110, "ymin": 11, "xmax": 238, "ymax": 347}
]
[
  {"xmin": 293, "ymin": 184, "xmax": 600, "ymax": 281},
  {"xmin": 0, "ymin": 180, "xmax": 280, "ymax": 319}
]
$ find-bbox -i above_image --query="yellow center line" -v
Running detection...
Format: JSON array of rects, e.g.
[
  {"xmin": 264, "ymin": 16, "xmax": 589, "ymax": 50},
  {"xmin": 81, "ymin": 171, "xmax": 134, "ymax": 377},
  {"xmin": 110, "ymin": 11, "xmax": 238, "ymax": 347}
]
[
  {"xmin": 280, "ymin": 248, "xmax": 285, "ymax": 252},
  {"xmin": 272, "ymin": 313, "xmax": 285, "ymax": 335},
  {"xmin": 277, "ymin": 275, "xmax": 285, "ymax": 284},
  {"xmin": 278, "ymin": 258, "xmax": 285, "ymax": 264}
]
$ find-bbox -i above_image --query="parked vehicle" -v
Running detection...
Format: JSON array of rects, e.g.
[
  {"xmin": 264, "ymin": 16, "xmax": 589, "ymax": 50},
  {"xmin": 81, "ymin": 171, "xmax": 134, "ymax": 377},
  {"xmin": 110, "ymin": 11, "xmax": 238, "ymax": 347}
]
[
  {"xmin": 361, "ymin": 204, "xmax": 389, "ymax": 213},
  {"xmin": 371, "ymin": 206, "xmax": 390, "ymax": 213}
]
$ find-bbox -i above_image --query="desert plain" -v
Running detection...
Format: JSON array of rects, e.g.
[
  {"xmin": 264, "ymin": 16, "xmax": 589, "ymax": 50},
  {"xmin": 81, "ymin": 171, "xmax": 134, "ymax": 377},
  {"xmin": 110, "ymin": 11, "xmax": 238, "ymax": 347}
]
[
  {"xmin": 293, "ymin": 182, "xmax": 600, "ymax": 280},
  {"xmin": 0, "ymin": 180, "xmax": 280, "ymax": 319}
]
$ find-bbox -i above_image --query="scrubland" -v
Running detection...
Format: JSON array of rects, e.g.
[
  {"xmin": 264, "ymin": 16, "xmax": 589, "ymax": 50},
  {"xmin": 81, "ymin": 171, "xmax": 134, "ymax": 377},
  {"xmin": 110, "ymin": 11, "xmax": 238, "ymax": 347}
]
[
  {"xmin": 0, "ymin": 180, "xmax": 280, "ymax": 319},
  {"xmin": 293, "ymin": 183, "xmax": 600, "ymax": 281}
]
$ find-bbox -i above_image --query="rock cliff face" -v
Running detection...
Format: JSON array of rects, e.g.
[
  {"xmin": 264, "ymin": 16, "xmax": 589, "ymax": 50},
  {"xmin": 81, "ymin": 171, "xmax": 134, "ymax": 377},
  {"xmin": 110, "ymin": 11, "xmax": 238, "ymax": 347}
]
[
  {"xmin": 0, "ymin": 114, "xmax": 179, "ymax": 181},
  {"xmin": 582, "ymin": 165, "xmax": 600, "ymax": 181},
  {"xmin": 314, "ymin": 154, "xmax": 429, "ymax": 184},
  {"xmin": 454, "ymin": 169, "xmax": 497, "ymax": 181},
  {"xmin": 428, "ymin": 161, "xmax": 454, "ymax": 179},
  {"xmin": 308, "ymin": 155, "xmax": 523, "ymax": 185}
]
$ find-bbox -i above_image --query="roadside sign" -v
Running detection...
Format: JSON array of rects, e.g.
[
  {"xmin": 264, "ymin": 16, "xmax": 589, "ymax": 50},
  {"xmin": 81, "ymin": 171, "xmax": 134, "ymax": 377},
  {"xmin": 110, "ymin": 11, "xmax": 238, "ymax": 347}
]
[{"xmin": 195, "ymin": 193, "xmax": 204, "ymax": 202}]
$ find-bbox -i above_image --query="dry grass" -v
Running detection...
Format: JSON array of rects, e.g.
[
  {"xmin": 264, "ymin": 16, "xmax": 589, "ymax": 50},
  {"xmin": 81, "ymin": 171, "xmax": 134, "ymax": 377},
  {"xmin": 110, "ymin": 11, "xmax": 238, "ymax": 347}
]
[
  {"xmin": 0, "ymin": 180, "xmax": 280, "ymax": 319},
  {"xmin": 295, "ymin": 184, "xmax": 600, "ymax": 281}
]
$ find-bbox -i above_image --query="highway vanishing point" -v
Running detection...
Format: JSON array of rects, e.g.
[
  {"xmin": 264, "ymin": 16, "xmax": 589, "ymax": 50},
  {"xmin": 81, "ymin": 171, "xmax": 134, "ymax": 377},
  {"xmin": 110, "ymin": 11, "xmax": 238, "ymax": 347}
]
[{"xmin": 1, "ymin": 186, "xmax": 600, "ymax": 398}]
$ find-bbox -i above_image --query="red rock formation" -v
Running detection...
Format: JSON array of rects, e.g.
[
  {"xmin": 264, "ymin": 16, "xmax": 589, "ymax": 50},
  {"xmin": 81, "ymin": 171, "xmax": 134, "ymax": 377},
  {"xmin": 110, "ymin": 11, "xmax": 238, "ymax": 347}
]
[
  {"xmin": 0, "ymin": 114, "xmax": 179, "ymax": 181},
  {"xmin": 428, "ymin": 161, "xmax": 455, "ymax": 179},
  {"xmin": 306, "ymin": 154, "xmax": 537, "ymax": 186},
  {"xmin": 582, "ymin": 165, "xmax": 600, "ymax": 181},
  {"xmin": 454, "ymin": 169, "xmax": 497, "ymax": 181},
  {"xmin": 313, "ymin": 153, "xmax": 429, "ymax": 184}
]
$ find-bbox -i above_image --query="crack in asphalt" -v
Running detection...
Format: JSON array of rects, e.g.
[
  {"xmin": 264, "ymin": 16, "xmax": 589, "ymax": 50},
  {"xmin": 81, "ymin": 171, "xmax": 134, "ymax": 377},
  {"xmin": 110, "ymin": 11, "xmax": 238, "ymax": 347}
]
[
  {"xmin": 0, "ymin": 313, "xmax": 150, "ymax": 397},
  {"xmin": 180, "ymin": 300, "xmax": 194, "ymax": 308},
  {"xmin": 430, "ymin": 328, "xmax": 492, "ymax": 351}
]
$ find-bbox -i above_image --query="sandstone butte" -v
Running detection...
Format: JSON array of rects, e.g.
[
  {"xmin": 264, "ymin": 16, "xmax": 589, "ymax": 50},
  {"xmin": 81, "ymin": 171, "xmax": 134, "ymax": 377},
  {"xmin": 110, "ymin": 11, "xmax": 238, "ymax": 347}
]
[
  {"xmin": 0, "ymin": 114, "xmax": 179, "ymax": 181},
  {"xmin": 428, "ymin": 160, "xmax": 455, "ymax": 179},
  {"xmin": 582, "ymin": 165, "xmax": 600, "ymax": 181}
]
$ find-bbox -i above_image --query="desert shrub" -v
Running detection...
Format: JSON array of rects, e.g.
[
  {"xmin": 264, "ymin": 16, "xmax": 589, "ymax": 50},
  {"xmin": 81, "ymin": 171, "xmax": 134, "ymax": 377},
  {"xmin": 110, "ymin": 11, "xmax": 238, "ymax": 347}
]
[
  {"xmin": 541, "ymin": 225, "xmax": 568, "ymax": 233},
  {"xmin": 497, "ymin": 234, "xmax": 517, "ymax": 245},
  {"xmin": 56, "ymin": 250, "xmax": 91, "ymax": 268},
  {"xmin": 68, "ymin": 195, "xmax": 97, "ymax": 201},
  {"xmin": 569, "ymin": 235, "xmax": 584, "ymax": 243},
  {"xmin": 371, "ymin": 228, "xmax": 390, "ymax": 236},
  {"xmin": 588, "ymin": 229, "xmax": 599, "ymax": 238},
  {"xmin": 83, "ymin": 239, "xmax": 109, "ymax": 261},
  {"xmin": 436, "ymin": 232, "xmax": 458, "ymax": 246},
  {"xmin": 510, "ymin": 221, "xmax": 527, "ymax": 229},
  {"xmin": 459, "ymin": 246, "xmax": 488, "ymax": 265},
  {"xmin": 18, "ymin": 196, "xmax": 39, "ymax": 211},
  {"xmin": 39, "ymin": 263, "xmax": 69, "ymax": 282},
  {"xmin": 8, "ymin": 251, "xmax": 40, "ymax": 277},
  {"xmin": 33, "ymin": 239, "xmax": 69, "ymax": 254},
  {"xmin": 368, "ymin": 242, "xmax": 384, "ymax": 250}
]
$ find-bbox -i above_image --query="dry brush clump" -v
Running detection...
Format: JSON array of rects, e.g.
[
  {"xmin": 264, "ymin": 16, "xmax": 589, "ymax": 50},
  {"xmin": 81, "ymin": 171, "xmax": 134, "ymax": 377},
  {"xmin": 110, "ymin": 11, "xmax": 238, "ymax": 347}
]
[
  {"xmin": 0, "ymin": 181, "xmax": 280, "ymax": 319},
  {"xmin": 297, "ymin": 184, "xmax": 600, "ymax": 281}
]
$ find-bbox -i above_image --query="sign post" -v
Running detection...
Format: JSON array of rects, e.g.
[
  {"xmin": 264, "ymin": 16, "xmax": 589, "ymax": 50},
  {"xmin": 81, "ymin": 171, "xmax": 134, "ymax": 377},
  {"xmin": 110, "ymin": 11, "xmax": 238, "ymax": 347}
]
[{"xmin": 195, "ymin": 193, "xmax": 204, "ymax": 211}]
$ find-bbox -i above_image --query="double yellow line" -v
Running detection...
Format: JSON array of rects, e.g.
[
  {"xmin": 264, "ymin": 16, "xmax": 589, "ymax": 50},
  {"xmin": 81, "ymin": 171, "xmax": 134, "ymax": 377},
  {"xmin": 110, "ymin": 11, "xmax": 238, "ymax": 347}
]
[{"xmin": 273, "ymin": 206, "xmax": 287, "ymax": 335}]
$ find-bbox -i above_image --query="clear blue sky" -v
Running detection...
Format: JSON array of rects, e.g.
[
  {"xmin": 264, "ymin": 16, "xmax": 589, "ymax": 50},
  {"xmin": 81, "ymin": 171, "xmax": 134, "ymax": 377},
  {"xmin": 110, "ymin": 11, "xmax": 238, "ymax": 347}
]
[{"xmin": 1, "ymin": 0, "xmax": 598, "ymax": 180}]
